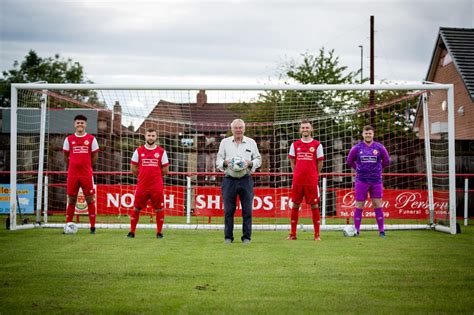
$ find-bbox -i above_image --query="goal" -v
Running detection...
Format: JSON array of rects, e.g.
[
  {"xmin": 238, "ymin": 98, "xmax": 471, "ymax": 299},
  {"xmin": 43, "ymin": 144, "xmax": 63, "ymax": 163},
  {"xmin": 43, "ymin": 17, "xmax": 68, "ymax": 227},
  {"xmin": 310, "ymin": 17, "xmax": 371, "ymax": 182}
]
[{"xmin": 6, "ymin": 83, "xmax": 457, "ymax": 234}]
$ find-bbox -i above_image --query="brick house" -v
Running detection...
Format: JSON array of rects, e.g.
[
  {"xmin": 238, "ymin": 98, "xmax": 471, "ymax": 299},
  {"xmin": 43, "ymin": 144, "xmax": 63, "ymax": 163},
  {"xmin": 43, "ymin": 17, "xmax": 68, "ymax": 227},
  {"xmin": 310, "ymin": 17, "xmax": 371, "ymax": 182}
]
[
  {"xmin": 415, "ymin": 27, "xmax": 474, "ymax": 216},
  {"xmin": 137, "ymin": 90, "xmax": 240, "ymax": 184},
  {"xmin": 416, "ymin": 27, "xmax": 474, "ymax": 141}
]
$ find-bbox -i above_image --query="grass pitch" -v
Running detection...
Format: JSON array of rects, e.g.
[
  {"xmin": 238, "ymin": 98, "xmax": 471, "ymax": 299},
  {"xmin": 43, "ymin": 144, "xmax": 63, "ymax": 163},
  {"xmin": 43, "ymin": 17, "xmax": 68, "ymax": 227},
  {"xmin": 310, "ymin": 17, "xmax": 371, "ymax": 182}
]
[{"xmin": 0, "ymin": 221, "xmax": 473, "ymax": 314}]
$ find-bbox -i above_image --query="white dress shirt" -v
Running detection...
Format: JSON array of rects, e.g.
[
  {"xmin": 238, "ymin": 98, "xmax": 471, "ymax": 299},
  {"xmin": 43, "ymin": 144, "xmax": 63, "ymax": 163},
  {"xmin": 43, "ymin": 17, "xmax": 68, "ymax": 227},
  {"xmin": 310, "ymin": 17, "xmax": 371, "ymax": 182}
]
[{"xmin": 216, "ymin": 136, "xmax": 262, "ymax": 178}]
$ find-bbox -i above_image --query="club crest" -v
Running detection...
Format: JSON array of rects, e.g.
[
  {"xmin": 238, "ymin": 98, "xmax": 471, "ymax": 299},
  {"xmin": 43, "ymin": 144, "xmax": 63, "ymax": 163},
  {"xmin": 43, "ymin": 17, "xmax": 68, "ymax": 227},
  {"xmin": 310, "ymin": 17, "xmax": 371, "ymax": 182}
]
[
  {"xmin": 310, "ymin": 147, "xmax": 315, "ymax": 152},
  {"xmin": 84, "ymin": 140, "xmax": 89, "ymax": 145},
  {"xmin": 154, "ymin": 153, "xmax": 160, "ymax": 158},
  {"xmin": 373, "ymin": 149, "xmax": 379, "ymax": 155}
]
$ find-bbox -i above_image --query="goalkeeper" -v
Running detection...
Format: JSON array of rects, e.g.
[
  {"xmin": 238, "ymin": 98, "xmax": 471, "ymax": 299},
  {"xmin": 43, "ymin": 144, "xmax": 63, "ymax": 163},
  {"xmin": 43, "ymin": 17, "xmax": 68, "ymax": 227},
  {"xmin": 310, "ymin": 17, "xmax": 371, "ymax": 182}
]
[
  {"xmin": 346, "ymin": 125, "xmax": 390, "ymax": 237},
  {"xmin": 216, "ymin": 119, "xmax": 261, "ymax": 244},
  {"xmin": 287, "ymin": 120, "xmax": 324, "ymax": 241}
]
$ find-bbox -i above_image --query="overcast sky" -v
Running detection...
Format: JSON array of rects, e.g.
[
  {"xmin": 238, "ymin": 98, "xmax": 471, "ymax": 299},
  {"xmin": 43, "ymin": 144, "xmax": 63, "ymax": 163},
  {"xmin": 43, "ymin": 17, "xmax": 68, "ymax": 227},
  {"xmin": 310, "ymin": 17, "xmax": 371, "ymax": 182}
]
[{"xmin": 1, "ymin": 0, "xmax": 473, "ymax": 86}]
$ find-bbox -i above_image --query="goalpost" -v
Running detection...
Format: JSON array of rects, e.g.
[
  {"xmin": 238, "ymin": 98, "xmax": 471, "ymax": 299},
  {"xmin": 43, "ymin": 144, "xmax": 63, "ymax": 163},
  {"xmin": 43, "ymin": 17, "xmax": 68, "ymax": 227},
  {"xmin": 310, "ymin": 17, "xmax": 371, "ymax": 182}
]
[{"xmin": 7, "ymin": 83, "xmax": 457, "ymax": 234}]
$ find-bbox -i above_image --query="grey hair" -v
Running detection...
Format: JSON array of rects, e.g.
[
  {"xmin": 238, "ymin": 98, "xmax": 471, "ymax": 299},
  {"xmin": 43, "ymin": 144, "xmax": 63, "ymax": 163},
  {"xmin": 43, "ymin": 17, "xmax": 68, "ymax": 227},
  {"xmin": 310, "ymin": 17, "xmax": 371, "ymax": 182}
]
[{"xmin": 230, "ymin": 119, "xmax": 245, "ymax": 129}]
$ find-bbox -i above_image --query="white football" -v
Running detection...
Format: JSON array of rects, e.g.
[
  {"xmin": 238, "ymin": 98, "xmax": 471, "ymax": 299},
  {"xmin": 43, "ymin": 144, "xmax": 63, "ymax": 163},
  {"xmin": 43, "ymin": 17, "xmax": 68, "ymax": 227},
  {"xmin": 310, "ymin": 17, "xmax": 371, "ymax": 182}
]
[
  {"xmin": 64, "ymin": 222, "xmax": 78, "ymax": 234},
  {"xmin": 343, "ymin": 225, "xmax": 357, "ymax": 237},
  {"xmin": 230, "ymin": 156, "xmax": 246, "ymax": 172}
]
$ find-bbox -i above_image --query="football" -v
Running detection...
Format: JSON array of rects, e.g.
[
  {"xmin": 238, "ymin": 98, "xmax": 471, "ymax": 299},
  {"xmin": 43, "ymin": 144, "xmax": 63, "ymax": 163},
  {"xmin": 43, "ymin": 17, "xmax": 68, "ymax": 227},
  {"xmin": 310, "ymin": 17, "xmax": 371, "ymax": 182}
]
[
  {"xmin": 64, "ymin": 222, "xmax": 78, "ymax": 234},
  {"xmin": 343, "ymin": 225, "xmax": 357, "ymax": 237},
  {"xmin": 229, "ymin": 156, "xmax": 246, "ymax": 172}
]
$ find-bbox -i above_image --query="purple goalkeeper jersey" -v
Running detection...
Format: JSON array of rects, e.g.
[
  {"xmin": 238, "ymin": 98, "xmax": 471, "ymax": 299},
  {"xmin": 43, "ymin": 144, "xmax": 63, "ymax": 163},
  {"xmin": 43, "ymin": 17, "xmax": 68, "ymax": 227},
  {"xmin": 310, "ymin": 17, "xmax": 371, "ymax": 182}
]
[{"xmin": 346, "ymin": 141, "xmax": 390, "ymax": 184}]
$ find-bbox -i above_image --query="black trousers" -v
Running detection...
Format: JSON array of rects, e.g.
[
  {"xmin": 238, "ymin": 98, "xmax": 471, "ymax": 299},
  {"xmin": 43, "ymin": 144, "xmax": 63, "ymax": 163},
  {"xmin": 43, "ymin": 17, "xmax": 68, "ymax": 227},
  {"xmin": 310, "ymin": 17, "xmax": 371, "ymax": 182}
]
[{"xmin": 221, "ymin": 175, "xmax": 254, "ymax": 241}]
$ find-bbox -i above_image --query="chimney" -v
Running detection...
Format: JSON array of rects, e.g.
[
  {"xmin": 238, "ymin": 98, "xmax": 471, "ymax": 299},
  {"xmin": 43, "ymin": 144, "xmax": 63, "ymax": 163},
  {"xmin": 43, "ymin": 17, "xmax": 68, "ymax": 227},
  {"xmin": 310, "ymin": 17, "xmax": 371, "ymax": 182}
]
[
  {"xmin": 113, "ymin": 101, "xmax": 122, "ymax": 135},
  {"xmin": 197, "ymin": 90, "xmax": 207, "ymax": 107}
]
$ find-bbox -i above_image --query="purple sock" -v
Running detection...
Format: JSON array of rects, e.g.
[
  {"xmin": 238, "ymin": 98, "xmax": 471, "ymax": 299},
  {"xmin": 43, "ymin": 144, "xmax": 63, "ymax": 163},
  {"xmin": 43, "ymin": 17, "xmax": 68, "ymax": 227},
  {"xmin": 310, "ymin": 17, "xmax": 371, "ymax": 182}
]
[
  {"xmin": 354, "ymin": 208, "xmax": 363, "ymax": 232},
  {"xmin": 374, "ymin": 208, "xmax": 384, "ymax": 233}
]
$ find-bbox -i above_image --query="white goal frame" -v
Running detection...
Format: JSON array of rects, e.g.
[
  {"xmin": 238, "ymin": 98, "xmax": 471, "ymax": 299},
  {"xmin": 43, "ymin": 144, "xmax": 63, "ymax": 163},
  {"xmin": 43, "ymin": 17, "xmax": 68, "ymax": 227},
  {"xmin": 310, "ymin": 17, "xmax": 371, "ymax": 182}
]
[{"xmin": 9, "ymin": 83, "xmax": 457, "ymax": 234}]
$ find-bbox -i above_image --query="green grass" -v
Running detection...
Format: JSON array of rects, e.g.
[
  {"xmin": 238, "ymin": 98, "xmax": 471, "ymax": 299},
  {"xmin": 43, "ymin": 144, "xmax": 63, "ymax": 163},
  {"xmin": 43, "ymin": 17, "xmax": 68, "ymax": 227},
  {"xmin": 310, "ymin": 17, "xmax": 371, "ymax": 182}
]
[
  {"xmin": 14, "ymin": 213, "xmax": 436, "ymax": 226},
  {"xmin": 0, "ymin": 222, "xmax": 473, "ymax": 314}
]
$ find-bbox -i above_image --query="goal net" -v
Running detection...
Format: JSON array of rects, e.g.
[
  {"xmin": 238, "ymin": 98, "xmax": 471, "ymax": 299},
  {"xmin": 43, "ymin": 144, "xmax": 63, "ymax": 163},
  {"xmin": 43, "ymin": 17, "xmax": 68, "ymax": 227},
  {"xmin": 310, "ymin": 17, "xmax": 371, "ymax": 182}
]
[{"xmin": 5, "ymin": 84, "xmax": 457, "ymax": 234}]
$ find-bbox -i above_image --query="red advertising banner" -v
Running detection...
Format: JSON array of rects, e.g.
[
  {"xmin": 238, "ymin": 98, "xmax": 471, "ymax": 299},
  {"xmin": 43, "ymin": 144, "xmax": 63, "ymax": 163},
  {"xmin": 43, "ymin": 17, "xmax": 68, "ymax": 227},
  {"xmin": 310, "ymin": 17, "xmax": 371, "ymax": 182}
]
[
  {"xmin": 95, "ymin": 185, "xmax": 185, "ymax": 216},
  {"xmin": 194, "ymin": 187, "xmax": 313, "ymax": 218},
  {"xmin": 336, "ymin": 189, "xmax": 449, "ymax": 219},
  {"xmin": 93, "ymin": 185, "xmax": 448, "ymax": 220}
]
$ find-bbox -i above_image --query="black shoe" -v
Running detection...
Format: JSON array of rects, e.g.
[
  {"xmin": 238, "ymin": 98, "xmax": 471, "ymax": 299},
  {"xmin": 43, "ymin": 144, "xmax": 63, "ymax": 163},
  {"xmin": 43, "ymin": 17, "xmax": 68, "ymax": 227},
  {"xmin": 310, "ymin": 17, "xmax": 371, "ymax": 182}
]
[
  {"xmin": 90, "ymin": 227, "xmax": 96, "ymax": 234},
  {"xmin": 156, "ymin": 233, "xmax": 164, "ymax": 239},
  {"xmin": 126, "ymin": 232, "xmax": 135, "ymax": 238}
]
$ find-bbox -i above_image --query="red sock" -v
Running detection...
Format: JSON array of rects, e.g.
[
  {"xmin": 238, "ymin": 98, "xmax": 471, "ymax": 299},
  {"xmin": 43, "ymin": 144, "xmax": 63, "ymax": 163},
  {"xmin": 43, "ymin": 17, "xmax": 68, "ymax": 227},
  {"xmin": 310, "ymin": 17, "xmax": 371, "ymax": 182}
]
[
  {"xmin": 290, "ymin": 207, "xmax": 299, "ymax": 236},
  {"xmin": 66, "ymin": 203, "xmax": 75, "ymax": 223},
  {"xmin": 87, "ymin": 202, "xmax": 96, "ymax": 228},
  {"xmin": 130, "ymin": 211, "xmax": 140, "ymax": 233},
  {"xmin": 156, "ymin": 210, "xmax": 165, "ymax": 234},
  {"xmin": 312, "ymin": 208, "xmax": 321, "ymax": 238}
]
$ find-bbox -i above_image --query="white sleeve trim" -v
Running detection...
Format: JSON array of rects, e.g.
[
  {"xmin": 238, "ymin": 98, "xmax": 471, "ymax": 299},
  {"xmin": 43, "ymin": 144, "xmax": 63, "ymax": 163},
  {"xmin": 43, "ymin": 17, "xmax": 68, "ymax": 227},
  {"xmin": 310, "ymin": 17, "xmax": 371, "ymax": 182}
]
[
  {"xmin": 162, "ymin": 151, "xmax": 169, "ymax": 165},
  {"xmin": 131, "ymin": 149, "xmax": 139, "ymax": 163},
  {"xmin": 317, "ymin": 143, "xmax": 324, "ymax": 159},
  {"xmin": 91, "ymin": 138, "xmax": 99, "ymax": 151},
  {"xmin": 288, "ymin": 143, "xmax": 295, "ymax": 157},
  {"xmin": 63, "ymin": 138, "xmax": 70, "ymax": 151}
]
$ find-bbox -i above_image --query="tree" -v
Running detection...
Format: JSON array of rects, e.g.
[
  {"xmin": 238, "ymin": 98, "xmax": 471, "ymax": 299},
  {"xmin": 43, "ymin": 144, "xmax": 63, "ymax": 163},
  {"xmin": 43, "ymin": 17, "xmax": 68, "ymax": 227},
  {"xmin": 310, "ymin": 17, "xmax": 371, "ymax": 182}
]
[
  {"xmin": 231, "ymin": 48, "xmax": 418, "ymax": 141},
  {"xmin": 0, "ymin": 50, "xmax": 101, "ymax": 107},
  {"xmin": 231, "ymin": 48, "xmax": 366, "ymax": 137},
  {"xmin": 283, "ymin": 48, "xmax": 421, "ymax": 139},
  {"xmin": 283, "ymin": 48, "xmax": 363, "ymax": 85}
]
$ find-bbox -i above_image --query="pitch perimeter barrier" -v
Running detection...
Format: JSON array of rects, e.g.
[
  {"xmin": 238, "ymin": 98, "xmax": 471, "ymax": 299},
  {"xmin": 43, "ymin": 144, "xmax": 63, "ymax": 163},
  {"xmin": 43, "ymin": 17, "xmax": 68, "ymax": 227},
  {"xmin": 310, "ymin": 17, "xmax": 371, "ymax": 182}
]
[{"xmin": 1, "ymin": 171, "xmax": 472, "ymax": 225}]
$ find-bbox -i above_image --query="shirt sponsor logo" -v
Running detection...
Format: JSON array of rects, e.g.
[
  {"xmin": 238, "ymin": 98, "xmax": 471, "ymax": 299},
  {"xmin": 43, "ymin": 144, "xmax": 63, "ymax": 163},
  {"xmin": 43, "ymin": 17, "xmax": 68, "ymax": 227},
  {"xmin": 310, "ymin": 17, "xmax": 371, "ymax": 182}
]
[
  {"xmin": 142, "ymin": 159, "xmax": 159, "ymax": 167},
  {"xmin": 73, "ymin": 146, "xmax": 89, "ymax": 154},
  {"xmin": 297, "ymin": 152, "xmax": 314, "ymax": 161},
  {"xmin": 361, "ymin": 156, "xmax": 377, "ymax": 163}
]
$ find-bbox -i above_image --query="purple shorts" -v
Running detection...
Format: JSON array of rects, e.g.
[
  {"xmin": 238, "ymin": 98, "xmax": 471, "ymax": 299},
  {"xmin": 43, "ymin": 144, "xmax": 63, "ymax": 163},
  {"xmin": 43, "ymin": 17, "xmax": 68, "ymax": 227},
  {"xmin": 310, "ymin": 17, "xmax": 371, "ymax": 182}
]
[{"xmin": 354, "ymin": 182, "xmax": 383, "ymax": 201}]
